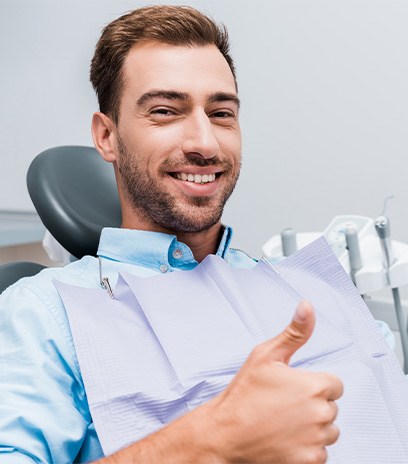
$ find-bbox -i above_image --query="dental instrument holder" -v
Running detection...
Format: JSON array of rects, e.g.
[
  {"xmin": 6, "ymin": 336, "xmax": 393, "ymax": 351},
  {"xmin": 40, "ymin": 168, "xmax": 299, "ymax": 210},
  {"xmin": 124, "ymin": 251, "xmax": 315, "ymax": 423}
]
[
  {"xmin": 263, "ymin": 215, "xmax": 408, "ymax": 294},
  {"xmin": 375, "ymin": 216, "xmax": 408, "ymax": 373},
  {"xmin": 281, "ymin": 228, "xmax": 297, "ymax": 257}
]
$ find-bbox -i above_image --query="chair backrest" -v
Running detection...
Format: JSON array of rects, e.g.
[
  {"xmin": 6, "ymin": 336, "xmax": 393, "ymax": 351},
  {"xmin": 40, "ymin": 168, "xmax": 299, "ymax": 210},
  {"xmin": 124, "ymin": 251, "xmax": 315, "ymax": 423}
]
[
  {"xmin": 27, "ymin": 146, "xmax": 122, "ymax": 259},
  {"xmin": 0, "ymin": 261, "xmax": 46, "ymax": 294}
]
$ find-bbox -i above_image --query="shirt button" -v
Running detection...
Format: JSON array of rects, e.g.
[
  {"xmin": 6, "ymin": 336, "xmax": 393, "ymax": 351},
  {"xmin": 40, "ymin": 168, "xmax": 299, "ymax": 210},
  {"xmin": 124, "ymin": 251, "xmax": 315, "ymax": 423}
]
[
  {"xmin": 172, "ymin": 249, "xmax": 183, "ymax": 259},
  {"xmin": 160, "ymin": 264, "xmax": 168, "ymax": 273}
]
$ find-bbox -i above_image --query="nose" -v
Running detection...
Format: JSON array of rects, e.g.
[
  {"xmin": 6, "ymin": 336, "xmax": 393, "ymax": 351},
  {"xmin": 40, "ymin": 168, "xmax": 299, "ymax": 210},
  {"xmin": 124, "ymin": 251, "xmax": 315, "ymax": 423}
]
[{"xmin": 181, "ymin": 109, "xmax": 220, "ymax": 159}]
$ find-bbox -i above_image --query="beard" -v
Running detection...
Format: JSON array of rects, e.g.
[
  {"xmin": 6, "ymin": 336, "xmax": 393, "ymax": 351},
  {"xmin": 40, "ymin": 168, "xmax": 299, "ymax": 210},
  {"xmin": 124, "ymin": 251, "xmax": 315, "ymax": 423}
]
[{"xmin": 117, "ymin": 136, "xmax": 240, "ymax": 233}]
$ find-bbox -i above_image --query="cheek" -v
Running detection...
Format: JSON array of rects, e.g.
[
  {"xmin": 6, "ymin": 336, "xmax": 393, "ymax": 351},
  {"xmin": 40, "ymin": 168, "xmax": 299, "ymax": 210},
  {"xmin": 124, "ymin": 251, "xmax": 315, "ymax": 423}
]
[
  {"xmin": 138, "ymin": 126, "xmax": 183, "ymax": 161},
  {"xmin": 120, "ymin": 128, "xmax": 178, "ymax": 171},
  {"xmin": 220, "ymin": 130, "xmax": 242, "ymax": 163}
]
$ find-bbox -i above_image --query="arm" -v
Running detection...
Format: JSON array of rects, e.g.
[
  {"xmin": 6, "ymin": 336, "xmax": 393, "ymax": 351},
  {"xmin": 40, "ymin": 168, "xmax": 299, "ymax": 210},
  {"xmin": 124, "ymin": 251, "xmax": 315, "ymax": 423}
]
[
  {"xmin": 96, "ymin": 301, "xmax": 343, "ymax": 464},
  {"xmin": 0, "ymin": 283, "xmax": 98, "ymax": 463}
]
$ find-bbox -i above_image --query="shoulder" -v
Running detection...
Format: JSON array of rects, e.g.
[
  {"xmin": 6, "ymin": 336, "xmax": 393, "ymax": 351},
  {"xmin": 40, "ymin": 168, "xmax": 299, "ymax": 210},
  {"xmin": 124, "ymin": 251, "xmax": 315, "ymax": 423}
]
[
  {"xmin": 0, "ymin": 256, "xmax": 99, "ymax": 374},
  {"xmin": 1, "ymin": 255, "xmax": 98, "ymax": 304}
]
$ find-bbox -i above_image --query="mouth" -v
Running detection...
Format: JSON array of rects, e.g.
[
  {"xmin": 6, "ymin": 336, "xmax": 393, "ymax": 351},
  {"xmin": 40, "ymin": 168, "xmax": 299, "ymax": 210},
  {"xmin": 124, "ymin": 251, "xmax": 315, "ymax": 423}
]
[
  {"xmin": 166, "ymin": 169, "xmax": 223, "ymax": 197},
  {"xmin": 170, "ymin": 172, "xmax": 218, "ymax": 184}
]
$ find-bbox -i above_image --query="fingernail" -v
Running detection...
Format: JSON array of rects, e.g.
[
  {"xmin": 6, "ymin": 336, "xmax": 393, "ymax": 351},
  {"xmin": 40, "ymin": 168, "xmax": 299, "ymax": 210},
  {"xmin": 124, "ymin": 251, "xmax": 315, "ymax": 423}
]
[{"xmin": 293, "ymin": 302, "xmax": 308, "ymax": 322}]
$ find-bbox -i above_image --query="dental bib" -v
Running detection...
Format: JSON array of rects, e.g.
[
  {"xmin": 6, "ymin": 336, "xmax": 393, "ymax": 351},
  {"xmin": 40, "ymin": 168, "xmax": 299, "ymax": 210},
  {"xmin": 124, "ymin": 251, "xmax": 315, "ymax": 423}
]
[{"xmin": 55, "ymin": 238, "xmax": 408, "ymax": 462}]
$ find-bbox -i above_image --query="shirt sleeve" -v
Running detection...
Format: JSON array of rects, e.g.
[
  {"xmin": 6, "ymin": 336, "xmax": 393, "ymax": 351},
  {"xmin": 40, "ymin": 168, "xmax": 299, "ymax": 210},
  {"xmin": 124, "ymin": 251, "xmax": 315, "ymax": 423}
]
[
  {"xmin": 0, "ymin": 282, "xmax": 92, "ymax": 463},
  {"xmin": 375, "ymin": 319, "xmax": 396, "ymax": 352}
]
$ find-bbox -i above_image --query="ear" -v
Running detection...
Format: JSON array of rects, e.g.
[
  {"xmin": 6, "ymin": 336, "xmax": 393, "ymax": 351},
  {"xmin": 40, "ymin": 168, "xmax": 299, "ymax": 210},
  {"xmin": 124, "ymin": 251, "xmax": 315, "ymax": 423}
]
[{"xmin": 91, "ymin": 112, "xmax": 118, "ymax": 162}]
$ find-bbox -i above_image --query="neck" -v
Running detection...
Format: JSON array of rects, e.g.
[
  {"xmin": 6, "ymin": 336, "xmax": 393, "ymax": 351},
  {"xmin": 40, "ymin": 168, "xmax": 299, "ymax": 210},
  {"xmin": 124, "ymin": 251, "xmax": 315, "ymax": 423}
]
[
  {"xmin": 121, "ymin": 209, "xmax": 224, "ymax": 263},
  {"xmin": 175, "ymin": 225, "xmax": 224, "ymax": 263}
]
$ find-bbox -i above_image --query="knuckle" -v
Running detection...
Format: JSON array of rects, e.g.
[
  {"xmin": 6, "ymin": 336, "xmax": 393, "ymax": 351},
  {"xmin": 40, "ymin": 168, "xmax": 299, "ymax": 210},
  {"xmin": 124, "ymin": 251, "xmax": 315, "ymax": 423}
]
[
  {"xmin": 305, "ymin": 378, "xmax": 327, "ymax": 398},
  {"xmin": 316, "ymin": 424, "xmax": 340, "ymax": 447},
  {"xmin": 327, "ymin": 424, "xmax": 340, "ymax": 445},
  {"xmin": 327, "ymin": 374, "xmax": 344, "ymax": 395},
  {"xmin": 303, "ymin": 447, "xmax": 328, "ymax": 464},
  {"xmin": 283, "ymin": 323, "xmax": 305, "ymax": 344},
  {"xmin": 313, "ymin": 424, "xmax": 340, "ymax": 450},
  {"xmin": 315, "ymin": 373, "xmax": 343, "ymax": 398},
  {"xmin": 331, "ymin": 401, "xmax": 339, "ymax": 421},
  {"xmin": 316, "ymin": 402, "xmax": 336, "ymax": 424}
]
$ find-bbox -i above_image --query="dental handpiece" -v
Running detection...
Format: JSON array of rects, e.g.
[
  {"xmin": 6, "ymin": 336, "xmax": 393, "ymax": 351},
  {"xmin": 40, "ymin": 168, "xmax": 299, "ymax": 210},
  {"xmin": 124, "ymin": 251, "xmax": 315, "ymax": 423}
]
[
  {"xmin": 345, "ymin": 223, "xmax": 362, "ymax": 285},
  {"xmin": 374, "ymin": 216, "xmax": 395, "ymax": 268},
  {"xmin": 281, "ymin": 228, "xmax": 297, "ymax": 257}
]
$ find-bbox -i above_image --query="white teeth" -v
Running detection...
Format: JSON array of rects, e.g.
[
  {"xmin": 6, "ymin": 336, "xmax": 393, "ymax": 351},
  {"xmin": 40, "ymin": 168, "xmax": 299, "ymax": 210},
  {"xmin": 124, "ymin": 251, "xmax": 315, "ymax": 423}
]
[{"xmin": 175, "ymin": 173, "xmax": 217, "ymax": 184}]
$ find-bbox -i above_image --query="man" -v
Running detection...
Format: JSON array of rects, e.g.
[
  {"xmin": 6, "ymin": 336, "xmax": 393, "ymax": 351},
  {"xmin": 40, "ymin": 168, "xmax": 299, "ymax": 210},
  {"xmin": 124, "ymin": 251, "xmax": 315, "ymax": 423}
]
[{"xmin": 0, "ymin": 6, "xmax": 342, "ymax": 463}]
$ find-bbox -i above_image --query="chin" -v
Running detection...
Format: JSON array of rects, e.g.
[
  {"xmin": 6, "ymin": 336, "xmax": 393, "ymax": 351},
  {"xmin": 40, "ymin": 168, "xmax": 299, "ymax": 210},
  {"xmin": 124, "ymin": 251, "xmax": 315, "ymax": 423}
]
[{"xmin": 158, "ymin": 206, "xmax": 223, "ymax": 234}]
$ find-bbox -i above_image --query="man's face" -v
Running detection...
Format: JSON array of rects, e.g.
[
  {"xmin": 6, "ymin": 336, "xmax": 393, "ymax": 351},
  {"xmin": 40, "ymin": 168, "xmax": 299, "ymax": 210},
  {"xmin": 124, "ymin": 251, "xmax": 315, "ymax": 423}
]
[{"xmin": 114, "ymin": 42, "xmax": 242, "ymax": 233}]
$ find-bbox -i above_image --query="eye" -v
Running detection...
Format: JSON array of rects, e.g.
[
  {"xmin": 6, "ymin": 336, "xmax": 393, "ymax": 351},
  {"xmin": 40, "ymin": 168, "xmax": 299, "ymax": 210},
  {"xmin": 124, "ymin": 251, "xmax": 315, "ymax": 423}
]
[
  {"xmin": 211, "ymin": 110, "xmax": 234, "ymax": 119},
  {"xmin": 150, "ymin": 107, "xmax": 176, "ymax": 116},
  {"xmin": 209, "ymin": 110, "xmax": 237, "ymax": 126}
]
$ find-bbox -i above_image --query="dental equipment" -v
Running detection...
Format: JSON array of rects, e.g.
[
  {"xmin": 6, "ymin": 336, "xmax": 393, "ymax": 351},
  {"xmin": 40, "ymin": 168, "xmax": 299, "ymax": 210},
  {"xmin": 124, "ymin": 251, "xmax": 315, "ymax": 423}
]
[
  {"xmin": 280, "ymin": 227, "xmax": 297, "ymax": 257},
  {"xmin": 374, "ymin": 216, "xmax": 408, "ymax": 373},
  {"xmin": 262, "ymin": 213, "xmax": 408, "ymax": 372},
  {"xmin": 345, "ymin": 223, "xmax": 363, "ymax": 286}
]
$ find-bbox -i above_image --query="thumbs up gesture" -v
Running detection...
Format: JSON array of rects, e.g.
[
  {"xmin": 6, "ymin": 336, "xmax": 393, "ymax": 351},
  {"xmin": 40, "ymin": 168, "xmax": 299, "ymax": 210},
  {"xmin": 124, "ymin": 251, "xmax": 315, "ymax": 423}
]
[{"xmin": 206, "ymin": 301, "xmax": 343, "ymax": 464}]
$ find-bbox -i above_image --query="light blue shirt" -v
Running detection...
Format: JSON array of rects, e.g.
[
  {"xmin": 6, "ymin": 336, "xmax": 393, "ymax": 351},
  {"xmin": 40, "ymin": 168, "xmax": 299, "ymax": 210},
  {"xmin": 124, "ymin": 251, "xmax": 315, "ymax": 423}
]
[
  {"xmin": 0, "ymin": 226, "xmax": 394, "ymax": 463},
  {"xmin": 0, "ymin": 226, "xmax": 254, "ymax": 464}
]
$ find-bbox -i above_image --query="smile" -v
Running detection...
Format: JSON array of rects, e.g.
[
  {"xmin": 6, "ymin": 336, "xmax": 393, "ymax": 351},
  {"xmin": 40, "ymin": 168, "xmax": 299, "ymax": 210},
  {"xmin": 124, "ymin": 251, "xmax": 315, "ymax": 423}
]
[{"xmin": 174, "ymin": 173, "xmax": 217, "ymax": 184}]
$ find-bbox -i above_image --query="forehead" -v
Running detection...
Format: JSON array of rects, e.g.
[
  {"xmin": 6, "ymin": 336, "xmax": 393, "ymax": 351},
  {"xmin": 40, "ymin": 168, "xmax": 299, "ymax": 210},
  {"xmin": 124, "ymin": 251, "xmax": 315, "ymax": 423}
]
[{"xmin": 122, "ymin": 42, "xmax": 237, "ymax": 99}]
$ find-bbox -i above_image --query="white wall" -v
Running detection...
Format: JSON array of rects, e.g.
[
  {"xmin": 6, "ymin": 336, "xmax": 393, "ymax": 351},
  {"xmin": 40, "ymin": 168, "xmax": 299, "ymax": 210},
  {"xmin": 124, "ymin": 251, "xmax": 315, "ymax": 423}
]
[{"xmin": 2, "ymin": 0, "xmax": 408, "ymax": 257}]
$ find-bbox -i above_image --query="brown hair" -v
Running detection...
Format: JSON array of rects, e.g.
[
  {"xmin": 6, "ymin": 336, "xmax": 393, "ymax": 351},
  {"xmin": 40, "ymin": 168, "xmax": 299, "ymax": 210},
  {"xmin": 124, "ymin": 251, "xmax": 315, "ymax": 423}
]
[{"xmin": 90, "ymin": 5, "xmax": 236, "ymax": 123}]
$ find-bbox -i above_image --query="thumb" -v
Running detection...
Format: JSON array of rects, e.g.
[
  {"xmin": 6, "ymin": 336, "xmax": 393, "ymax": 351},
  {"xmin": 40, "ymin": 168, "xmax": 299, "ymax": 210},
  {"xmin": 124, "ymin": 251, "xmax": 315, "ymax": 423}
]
[{"xmin": 269, "ymin": 300, "xmax": 315, "ymax": 364}]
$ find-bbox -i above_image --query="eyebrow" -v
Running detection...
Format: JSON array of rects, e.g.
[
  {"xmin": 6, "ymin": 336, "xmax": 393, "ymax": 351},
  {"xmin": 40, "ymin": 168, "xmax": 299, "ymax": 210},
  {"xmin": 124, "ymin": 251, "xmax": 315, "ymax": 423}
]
[
  {"xmin": 137, "ymin": 90, "xmax": 190, "ymax": 107},
  {"xmin": 208, "ymin": 92, "xmax": 241, "ymax": 109},
  {"xmin": 136, "ymin": 90, "xmax": 240, "ymax": 109}
]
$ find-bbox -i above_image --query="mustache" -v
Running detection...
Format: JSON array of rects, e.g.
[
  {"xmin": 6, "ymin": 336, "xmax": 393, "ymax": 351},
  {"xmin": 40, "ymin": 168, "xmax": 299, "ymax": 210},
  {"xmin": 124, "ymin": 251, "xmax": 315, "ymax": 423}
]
[{"xmin": 161, "ymin": 155, "xmax": 232, "ymax": 169}]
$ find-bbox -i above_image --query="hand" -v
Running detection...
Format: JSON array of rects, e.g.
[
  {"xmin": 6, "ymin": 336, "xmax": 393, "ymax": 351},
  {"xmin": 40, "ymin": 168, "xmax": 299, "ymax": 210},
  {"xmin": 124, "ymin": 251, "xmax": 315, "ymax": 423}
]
[{"xmin": 206, "ymin": 300, "xmax": 343, "ymax": 464}]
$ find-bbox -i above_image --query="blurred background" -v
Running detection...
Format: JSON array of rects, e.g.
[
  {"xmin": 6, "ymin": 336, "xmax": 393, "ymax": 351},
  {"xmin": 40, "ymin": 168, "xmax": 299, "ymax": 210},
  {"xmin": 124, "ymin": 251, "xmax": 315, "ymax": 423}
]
[{"xmin": 1, "ymin": 0, "xmax": 408, "ymax": 258}]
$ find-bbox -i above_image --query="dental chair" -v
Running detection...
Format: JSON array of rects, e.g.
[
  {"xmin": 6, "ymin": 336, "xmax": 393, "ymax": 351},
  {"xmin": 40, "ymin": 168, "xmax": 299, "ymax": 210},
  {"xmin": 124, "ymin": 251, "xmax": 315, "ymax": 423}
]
[
  {"xmin": 0, "ymin": 146, "xmax": 121, "ymax": 293},
  {"xmin": 0, "ymin": 261, "xmax": 46, "ymax": 294},
  {"xmin": 27, "ymin": 145, "xmax": 122, "ymax": 259}
]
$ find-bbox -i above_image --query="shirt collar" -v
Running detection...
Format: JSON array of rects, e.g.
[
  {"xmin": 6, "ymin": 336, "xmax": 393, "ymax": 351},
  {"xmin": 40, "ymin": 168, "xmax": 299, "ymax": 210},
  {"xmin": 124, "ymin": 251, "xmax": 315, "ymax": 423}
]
[{"xmin": 97, "ymin": 226, "xmax": 233, "ymax": 272}]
